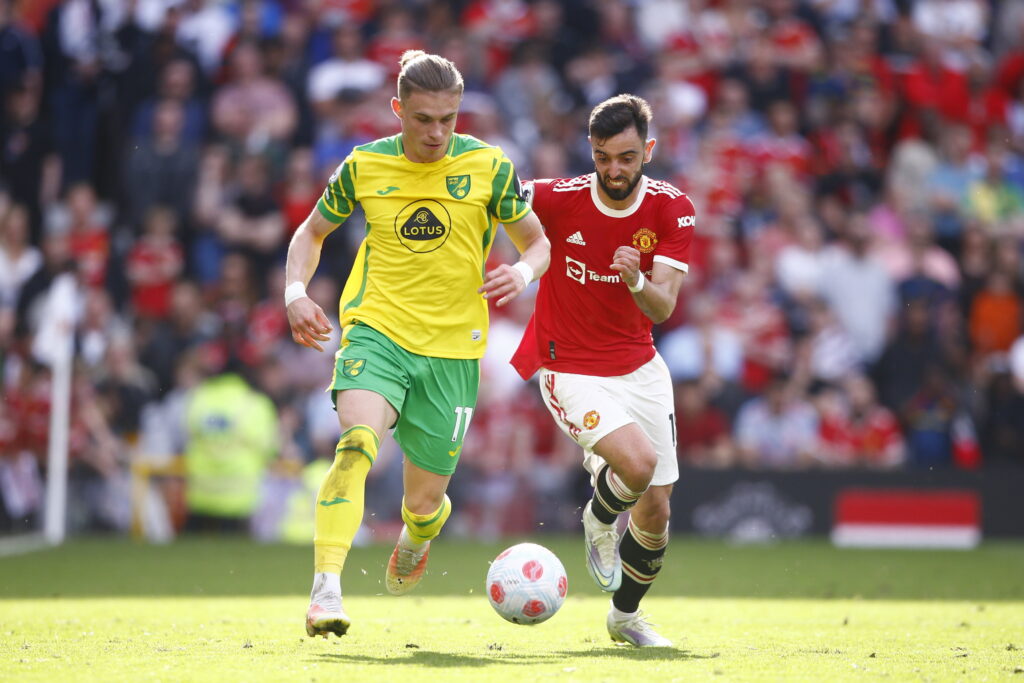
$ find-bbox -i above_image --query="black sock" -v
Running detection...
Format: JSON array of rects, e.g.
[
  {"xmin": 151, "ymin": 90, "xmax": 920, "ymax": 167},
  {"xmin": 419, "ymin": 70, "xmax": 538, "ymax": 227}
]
[
  {"xmin": 590, "ymin": 465, "xmax": 643, "ymax": 525},
  {"xmin": 613, "ymin": 517, "xmax": 668, "ymax": 613}
]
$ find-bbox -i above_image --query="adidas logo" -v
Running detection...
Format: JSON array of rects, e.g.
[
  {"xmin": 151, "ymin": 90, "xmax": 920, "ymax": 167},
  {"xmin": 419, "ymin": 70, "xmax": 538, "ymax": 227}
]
[{"xmin": 566, "ymin": 231, "xmax": 586, "ymax": 246}]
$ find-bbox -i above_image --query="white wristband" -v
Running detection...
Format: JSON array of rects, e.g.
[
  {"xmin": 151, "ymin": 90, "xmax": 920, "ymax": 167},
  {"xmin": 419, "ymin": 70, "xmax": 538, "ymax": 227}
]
[
  {"xmin": 511, "ymin": 261, "xmax": 535, "ymax": 285},
  {"xmin": 284, "ymin": 281, "xmax": 307, "ymax": 306},
  {"xmin": 627, "ymin": 274, "xmax": 646, "ymax": 293}
]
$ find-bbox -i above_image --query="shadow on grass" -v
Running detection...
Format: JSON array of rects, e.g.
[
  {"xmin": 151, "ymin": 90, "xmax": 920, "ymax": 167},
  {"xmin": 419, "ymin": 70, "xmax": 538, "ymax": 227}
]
[{"xmin": 311, "ymin": 646, "xmax": 712, "ymax": 666}]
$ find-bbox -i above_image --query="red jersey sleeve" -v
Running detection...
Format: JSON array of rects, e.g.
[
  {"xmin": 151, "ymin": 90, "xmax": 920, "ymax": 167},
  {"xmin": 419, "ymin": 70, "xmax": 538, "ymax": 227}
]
[
  {"xmin": 524, "ymin": 178, "xmax": 555, "ymax": 225},
  {"xmin": 651, "ymin": 191, "xmax": 695, "ymax": 274}
]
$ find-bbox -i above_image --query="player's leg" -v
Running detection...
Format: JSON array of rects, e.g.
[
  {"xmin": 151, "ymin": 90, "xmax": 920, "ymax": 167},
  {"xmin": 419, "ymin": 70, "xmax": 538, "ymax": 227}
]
[
  {"xmin": 385, "ymin": 353, "xmax": 477, "ymax": 595},
  {"xmin": 607, "ymin": 484, "xmax": 673, "ymax": 647},
  {"xmin": 582, "ymin": 425, "xmax": 658, "ymax": 592},
  {"xmin": 307, "ymin": 390, "xmax": 396, "ymax": 637},
  {"xmin": 538, "ymin": 369, "xmax": 654, "ymax": 592},
  {"xmin": 385, "ymin": 460, "xmax": 452, "ymax": 595},
  {"xmin": 607, "ymin": 352, "xmax": 677, "ymax": 647},
  {"xmin": 307, "ymin": 324, "xmax": 406, "ymax": 638}
]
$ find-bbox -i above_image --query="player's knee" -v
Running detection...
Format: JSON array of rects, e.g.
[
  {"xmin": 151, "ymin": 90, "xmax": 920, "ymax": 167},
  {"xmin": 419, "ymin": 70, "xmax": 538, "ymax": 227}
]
[
  {"xmin": 617, "ymin": 447, "xmax": 657, "ymax": 492},
  {"xmin": 648, "ymin": 500, "xmax": 671, "ymax": 530},
  {"xmin": 633, "ymin": 500, "xmax": 671, "ymax": 534},
  {"xmin": 334, "ymin": 425, "xmax": 379, "ymax": 468}
]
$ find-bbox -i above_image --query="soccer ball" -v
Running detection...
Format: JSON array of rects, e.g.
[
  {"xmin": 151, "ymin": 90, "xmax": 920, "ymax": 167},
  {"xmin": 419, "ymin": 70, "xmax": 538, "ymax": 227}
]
[{"xmin": 486, "ymin": 542, "xmax": 568, "ymax": 625}]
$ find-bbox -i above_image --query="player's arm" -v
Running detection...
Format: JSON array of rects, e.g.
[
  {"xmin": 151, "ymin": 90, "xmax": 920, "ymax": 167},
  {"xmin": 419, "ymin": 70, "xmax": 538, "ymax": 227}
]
[
  {"xmin": 479, "ymin": 210, "xmax": 551, "ymax": 307},
  {"xmin": 610, "ymin": 248, "xmax": 686, "ymax": 324},
  {"xmin": 284, "ymin": 207, "xmax": 341, "ymax": 351}
]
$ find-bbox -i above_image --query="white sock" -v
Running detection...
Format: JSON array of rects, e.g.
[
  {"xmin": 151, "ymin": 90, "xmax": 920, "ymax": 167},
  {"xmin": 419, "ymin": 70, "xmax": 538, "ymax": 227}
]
[
  {"xmin": 311, "ymin": 572, "xmax": 341, "ymax": 598},
  {"xmin": 397, "ymin": 525, "xmax": 428, "ymax": 551},
  {"xmin": 610, "ymin": 602, "xmax": 636, "ymax": 621}
]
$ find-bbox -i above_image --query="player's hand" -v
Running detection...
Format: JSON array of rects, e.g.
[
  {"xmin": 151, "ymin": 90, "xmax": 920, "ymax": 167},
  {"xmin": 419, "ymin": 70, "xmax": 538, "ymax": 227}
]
[
  {"xmin": 479, "ymin": 263, "xmax": 528, "ymax": 307},
  {"xmin": 286, "ymin": 297, "xmax": 333, "ymax": 351},
  {"xmin": 610, "ymin": 246, "xmax": 642, "ymax": 289}
]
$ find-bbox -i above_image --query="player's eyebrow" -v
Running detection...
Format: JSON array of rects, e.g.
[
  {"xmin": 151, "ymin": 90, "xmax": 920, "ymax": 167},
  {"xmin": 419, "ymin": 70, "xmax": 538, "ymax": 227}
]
[{"xmin": 412, "ymin": 110, "xmax": 458, "ymax": 121}]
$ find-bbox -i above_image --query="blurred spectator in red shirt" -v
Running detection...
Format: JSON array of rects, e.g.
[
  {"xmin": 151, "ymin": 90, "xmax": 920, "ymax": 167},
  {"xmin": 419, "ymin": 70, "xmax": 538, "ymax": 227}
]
[
  {"xmin": 716, "ymin": 271, "xmax": 792, "ymax": 394},
  {"xmin": 366, "ymin": 6, "xmax": 427, "ymax": 78},
  {"xmin": 126, "ymin": 206, "xmax": 184, "ymax": 320},
  {"xmin": 896, "ymin": 37, "xmax": 969, "ymax": 141},
  {"xmin": 675, "ymin": 379, "xmax": 733, "ymax": 468},
  {"xmin": 277, "ymin": 147, "xmax": 321, "ymax": 238},
  {"xmin": 63, "ymin": 183, "xmax": 110, "ymax": 289},
  {"xmin": 462, "ymin": 0, "xmax": 538, "ymax": 81},
  {"xmin": 749, "ymin": 100, "xmax": 813, "ymax": 181},
  {"xmin": 815, "ymin": 374, "xmax": 905, "ymax": 468}
]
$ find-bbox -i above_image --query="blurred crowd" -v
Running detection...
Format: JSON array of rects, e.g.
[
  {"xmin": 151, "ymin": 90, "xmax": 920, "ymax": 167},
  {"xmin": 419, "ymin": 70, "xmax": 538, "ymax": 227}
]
[{"xmin": 3, "ymin": 0, "xmax": 1024, "ymax": 539}]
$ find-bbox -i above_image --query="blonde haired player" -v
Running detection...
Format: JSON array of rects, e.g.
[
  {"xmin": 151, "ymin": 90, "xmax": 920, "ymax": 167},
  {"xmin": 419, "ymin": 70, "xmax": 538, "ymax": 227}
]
[{"xmin": 285, "ymin": 50, "xmax": 549, "ymax": 638}]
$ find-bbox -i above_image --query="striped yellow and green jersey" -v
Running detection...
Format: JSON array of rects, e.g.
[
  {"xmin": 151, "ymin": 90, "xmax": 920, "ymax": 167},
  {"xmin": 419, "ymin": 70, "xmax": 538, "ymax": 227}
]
[{"xmin": 316, "ymin": 133, "xmax": 531, "ymax": 359}]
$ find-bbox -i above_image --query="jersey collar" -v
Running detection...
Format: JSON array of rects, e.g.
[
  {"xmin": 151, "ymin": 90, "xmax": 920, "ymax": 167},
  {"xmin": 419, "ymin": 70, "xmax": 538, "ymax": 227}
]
[
  {"xmin": 589, "ymin": 173, "xmax": 648, "ymax": 218},
  {"xmin": 396, "ymin": 134, "xmax": 456, "ymax": 163}
]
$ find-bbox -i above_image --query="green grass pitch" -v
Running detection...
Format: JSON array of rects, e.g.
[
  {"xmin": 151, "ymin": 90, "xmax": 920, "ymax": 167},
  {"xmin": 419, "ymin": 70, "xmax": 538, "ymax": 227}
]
[{"xmin": 1, "ymin": 537, "xmax": 1022, "ymax": 681}]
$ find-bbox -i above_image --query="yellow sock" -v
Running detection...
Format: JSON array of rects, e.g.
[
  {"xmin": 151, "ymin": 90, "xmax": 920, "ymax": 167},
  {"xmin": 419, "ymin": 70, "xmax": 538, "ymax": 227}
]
[
  {"xmin": 313, "ymin": 425, "xmax": 378, "ymax": 573},
  {"xmin": 401, "ymin": 494, "xmax": 452, "ymax": 544}
]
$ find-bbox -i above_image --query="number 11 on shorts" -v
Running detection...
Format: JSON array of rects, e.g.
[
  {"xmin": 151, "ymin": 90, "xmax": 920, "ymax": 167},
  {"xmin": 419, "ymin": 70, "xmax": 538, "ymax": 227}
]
[{"xmin": 451, "ymin": 406, "xmax": 474, "ymax": 442}]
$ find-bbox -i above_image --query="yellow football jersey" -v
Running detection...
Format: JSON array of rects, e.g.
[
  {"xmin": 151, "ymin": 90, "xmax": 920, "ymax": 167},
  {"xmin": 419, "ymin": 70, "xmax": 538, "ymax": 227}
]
[{"xmin": 317, "ymin": 133, "xmax": 531, "ymax": 359}]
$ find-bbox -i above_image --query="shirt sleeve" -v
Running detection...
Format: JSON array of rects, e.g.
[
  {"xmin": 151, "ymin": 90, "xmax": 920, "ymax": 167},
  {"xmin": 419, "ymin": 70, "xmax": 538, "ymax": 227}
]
[
  {"xmin": 316, "ymin": 155, "xmax": 357, "ymax": 224},
  {"xmin": 653, "ymin": 193, "xmax": 696, "ymax": 273},
  {"xmin": 488, "ymin": 152, "xmax": 531, "ymax": 223},
  {"xmin": 524, "ymin": 178, "xmax": 555, "ymax": 226}
]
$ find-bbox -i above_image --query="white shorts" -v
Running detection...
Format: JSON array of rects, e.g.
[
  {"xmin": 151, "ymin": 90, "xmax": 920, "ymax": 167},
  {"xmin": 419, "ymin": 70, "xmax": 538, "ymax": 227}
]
[{"xmin": 538, "ymin": 353, "xmax": 679, "ymax": 487}]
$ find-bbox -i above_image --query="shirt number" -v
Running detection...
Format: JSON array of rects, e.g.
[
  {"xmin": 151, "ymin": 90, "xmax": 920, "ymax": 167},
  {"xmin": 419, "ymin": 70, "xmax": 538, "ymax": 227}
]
[{"xmin": 451, "ymin": 406, "xmax": 475, "ymax": 442}]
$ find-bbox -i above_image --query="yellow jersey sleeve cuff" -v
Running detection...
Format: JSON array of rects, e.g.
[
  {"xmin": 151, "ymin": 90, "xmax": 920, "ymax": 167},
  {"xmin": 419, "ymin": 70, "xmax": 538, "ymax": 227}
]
[
  {"xmin": 316, "ymin": 197, "xmax": 347, "ymax": 222},
  {"xmin": 504, "ymin": 204, "xmax": 532, "ymax": 224}
]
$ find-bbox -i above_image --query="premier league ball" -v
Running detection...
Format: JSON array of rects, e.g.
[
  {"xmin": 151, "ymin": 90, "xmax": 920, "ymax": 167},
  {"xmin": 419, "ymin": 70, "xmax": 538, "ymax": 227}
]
[{"xmin": 486, "ymin": 542, "xmax": 568, "ymax": 625}]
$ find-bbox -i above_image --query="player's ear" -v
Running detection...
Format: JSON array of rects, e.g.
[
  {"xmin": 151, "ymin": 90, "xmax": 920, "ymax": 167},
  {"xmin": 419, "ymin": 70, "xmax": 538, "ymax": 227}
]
[
  {"xmin": 390, "ymin": 97, "xmax": 402, "ymax": 120},
  {"xmin": 644, "ymin": 138, "xmax": 656, "ymax": 163}
]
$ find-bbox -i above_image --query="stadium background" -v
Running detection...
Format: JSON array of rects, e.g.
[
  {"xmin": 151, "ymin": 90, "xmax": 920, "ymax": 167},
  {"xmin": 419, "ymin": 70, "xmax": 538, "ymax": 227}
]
[{"xmin": 2, "ymin": 0, "xmax": 1024, "ymax": 545}]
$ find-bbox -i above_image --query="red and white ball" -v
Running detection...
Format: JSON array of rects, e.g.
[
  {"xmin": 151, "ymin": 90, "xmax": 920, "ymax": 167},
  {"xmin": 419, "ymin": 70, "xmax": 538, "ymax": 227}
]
[{"xmin": 486, "ymin": 542, "xmax": 568, "ymax": 625}]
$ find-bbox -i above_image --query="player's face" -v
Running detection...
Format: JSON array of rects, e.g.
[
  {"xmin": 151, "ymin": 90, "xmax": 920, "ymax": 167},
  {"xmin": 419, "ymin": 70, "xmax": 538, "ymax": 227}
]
[
  {"xmin": 392, "ymin": 90, "xmax": 461, "ymax": 163},
  {"xmin": 591, "ymin": 127, "xmax": 656, "ymax": 203}
]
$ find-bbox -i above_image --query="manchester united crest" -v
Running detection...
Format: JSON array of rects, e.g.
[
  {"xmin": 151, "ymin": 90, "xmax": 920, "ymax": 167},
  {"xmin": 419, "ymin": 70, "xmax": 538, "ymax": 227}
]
[
  {"xmin": 632, "ymin": 228, "xmax": 657, "ymax": 254},
  {"xmin": 583, "ymin": 410, "xmax": 601, "ymax": 430}
]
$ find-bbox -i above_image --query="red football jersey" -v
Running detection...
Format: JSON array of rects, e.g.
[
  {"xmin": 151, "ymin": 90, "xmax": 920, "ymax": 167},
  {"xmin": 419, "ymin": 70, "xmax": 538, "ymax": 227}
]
[{"xmin": 512, "ymin": 174, "xmax": 695, "ymax": 378}]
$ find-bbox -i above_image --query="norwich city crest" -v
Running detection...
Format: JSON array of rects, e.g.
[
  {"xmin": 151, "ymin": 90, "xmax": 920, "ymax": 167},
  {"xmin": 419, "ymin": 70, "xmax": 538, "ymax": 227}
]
[
  {"xmin": 446, "ymin": 174, "xmax": 471, "ymax": 199},
  {"xmin": 343, "ymin": 359, "xmax": 365, "ymax": 377}
]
